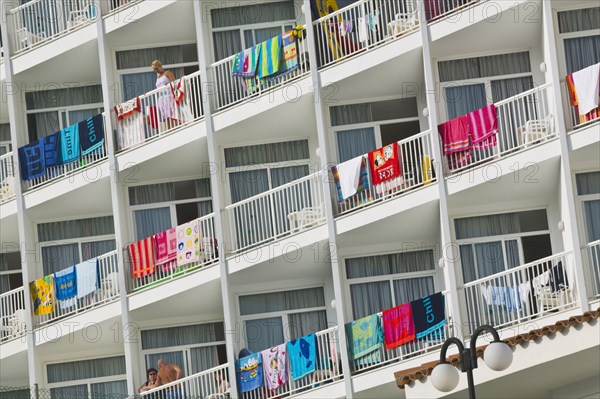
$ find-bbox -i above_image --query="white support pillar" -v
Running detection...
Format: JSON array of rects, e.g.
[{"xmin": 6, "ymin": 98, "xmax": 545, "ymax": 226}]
[
  {"xmin": 303, "ymin": 2, "xmax": 354, "ymax": 397},
  {"xmin": 417, "ymin": 0, "xmax": 465, "ymax": 336}
]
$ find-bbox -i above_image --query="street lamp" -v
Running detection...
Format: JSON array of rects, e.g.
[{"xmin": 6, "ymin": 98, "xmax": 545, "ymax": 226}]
[{"xmin": 430, "ymin": 325, "xmax": 513, "ymax": 399}]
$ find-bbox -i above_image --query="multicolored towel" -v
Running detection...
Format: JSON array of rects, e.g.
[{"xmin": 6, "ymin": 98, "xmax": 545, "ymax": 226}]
[
  {"xmin": 332, "ymin": 156, "xmax": 368, "ymax": 202},
  {"xmin": 18, "ymin": 140, "xmax": 45, "ymax": 180},
  {"xmin": 410, "ymin": 292, "xmax": 446, "ymax": 340},
  {"xmin": 79, "ymin": 114, "xmax": 105, "ymax": 156},
  {"xmin": 231, "ymin": 50, "xmax": 245, "ymax": 77},
  {"xmin": 368, "ymin": 143, "xmax": 403, "ymax": 195},
  {"xmin": 267, "ymin": 31, "xmax": 299, "ymax": 82},
  {"xmin": 128, "ymin": 237, "xmax": 156, "ymax": 279},
  {"xmin": 114, "ymin": 97, "xmax": 141, "ymax": 121},
  {"xmin": 261, "ymin": 343, "xmax": 288, "ymax": 390},
  {"xmin": 257, "ymin": 35, "xmax": 281, "ymax": 79},
  {"xmin": 345, "ymin": 314, "xmax": 383, "ymax": 361},
  {"xmin": 466, "ymin": 104, "xmax": 498, "ymax": 151},
  {"xmin": 43, "ymin": 132, "xmax": 61, "ymax": 167},
  {"xmin": 30, "ymin": 276, "xmax": 54, "ymax": 315},
  {"xmin": 287, "ymin": 333, "xmax": 316, "ymax": 381},
  {"xmin": 176, "ymin": 219, "xmax": 201, "ymax": 267},
  {"xmin": 76, "ymin": 258, "xmax": 99, "ymax": 299},
  {"xmin": 59, "ymin": 123, "xmax": 80, "ymax": 165},
  {"xmin": 566, "ymin": 73, "xmax": 600, "ymax": 123},
  {"xmin": 170, "ymin": 79, "xmax": 185, "ymax": 106},
  {"xmin": 240, "ymin": 45, "xmax": 261, "ymax": 78},
  {"xmin": 236, "ymin": 352, "xmax": 263, "ymax": 393},
  {"xmin": 572, "ymin": 62, "xmax": 600, "ymax": 116},
  {"xmin": 382, "ymin": 303, "xmax": 415, "ymax": 349}
]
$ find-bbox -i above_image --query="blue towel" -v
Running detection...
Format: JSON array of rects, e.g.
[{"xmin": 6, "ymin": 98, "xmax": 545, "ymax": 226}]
[
  {"xmin": 59, "ymin": 123, "xmax": 80, "ymax": 164},
  {"xmin": 18, "ymin": 140, "xmax": 45, "ymax": 180},
  {"xmin": 43, "ymin": 132, "xmax": 61, "ymax": 167},
  {"xmin": 54, "ymin": 266, "xmax": 77, "ymax": 300},
  {"xmin": 287, "ymin": 333, "xmax": 316, "ymax": 381},
  {"xmin": 79, "ymin": 114, "xmax": 105, "ymax": 156},
  {"xmin": 236, "ymin": 352, "xmax": 263, "ymax": 393}
]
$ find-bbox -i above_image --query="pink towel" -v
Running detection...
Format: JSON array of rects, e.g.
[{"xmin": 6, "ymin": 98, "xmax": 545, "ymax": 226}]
[
  {"xmin": 154, "ymin": 228, "xmax": 177, "ymax": 267},
  {"xmin": 467, "ymin": 104, "xmax": 498, "ymax": 150},
  {"xmin": 261, "ymin": 343, "xmax": 288, "ymax": 390},
  {"xmin": 382, "ymin": 303, "xmax": 415, "ymax": 349},
  {"xmin": 438, "ymin": 115, "xmax": 470, "ymax": 155}
]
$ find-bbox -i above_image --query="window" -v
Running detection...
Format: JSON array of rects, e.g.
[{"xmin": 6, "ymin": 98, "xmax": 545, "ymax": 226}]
[
  {"xmin": 557, "ymin": 7, "xmax": 600, "ymax": 74},
  {"xmin": 25, "ymin": 85, "xmax": 104, "ymax": 142},
  {"xmin": 455, "ymin": 210, "xmax": 552, "ymax": 283},
  {"xmin": 46, "ymin": 356, "xmax": 127, "ymax": 399},
  {"xmin": 141, "ymin": 322, "xmax": 227, "ymax": 376},
  {"xmin": 210, "ymin": 1, "xmax": 296, "ymax": 61},
  {"xmin": 239, "ymin": 287, "xmax": 328, "ymax": 353},
  {"xmin": 345, "ymin": 250, "xmax": 436, "ymax": 320},
  {"xmin": 0, "ymin": 124, "xmax": 11, "ymax": 155},
  {"xmin": 128, "ymin": 178, "xmax": 212, "ymax": 241},
  {"xmin": 37, "ymin": 216, "xmax": 115, "ymax": 276},
  {"xmin": 329, "ymin": 98, "xmax": 420, "ymax": 163},
  {"xmin": 116, "ymin": 44, "xmax": 200, "ymax": 101},
  {"xmin": 0, "ymin": 252, "xmax": 22, "ymax": 293},
  {"xmin": 576, "ymin": 171, "xmax": 600, "ymax": 243}
]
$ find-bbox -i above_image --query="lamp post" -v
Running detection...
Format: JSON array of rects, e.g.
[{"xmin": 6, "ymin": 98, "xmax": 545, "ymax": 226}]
[{"xmin": 430, "ymin": 325, "xmax": 513, "ymax": 399}]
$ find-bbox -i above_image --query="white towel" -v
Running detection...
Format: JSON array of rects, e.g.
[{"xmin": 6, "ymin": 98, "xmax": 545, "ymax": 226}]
[
  {"xmin": 358, "ymin": 17, "xmax": 368, "ymax": 43},
  {"xmin": 76, "ymin": 258, "xmax": 98, "ymax": 299},
  {"xmin": 572, "ymin": 62, "xmax": 600, "ymax": 116},
  {"xmin": 337, "ymin": 156, "xmax": 363, "ymax": 200}
]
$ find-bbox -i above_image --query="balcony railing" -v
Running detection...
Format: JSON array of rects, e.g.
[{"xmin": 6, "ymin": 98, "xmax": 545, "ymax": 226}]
[
  {"xmin": 334, "ymin": 130, "xmax": 435, "ymax": 217},
  {"xmin": 128, "ymin": 214, "xmax": 219, "ymax": 293},
  {"xmin": 561, "ymin": 79, "xmax": 600, "ymax": 133},
  {"xmin": 585, "ymin": 240, "xmax": 600, "ymax": 301},
  {"xmin": 424, "ymin": 0, "xmax": 481, "ymax": 23},
  {"xmin": 34, "ymin": 250, "xmax": 119, "ymax": 329},
  {"xmin": 444, "ymin": 83, "xmax": 555, "ymax": 176},
  {"xmin": 210, "ymin": 25, "xmax": 310, "ymax": 112},
  {"xmin": 9, "ymin": 0, "xmax": 98, "ymax": 54},
  {"xmin": 0, "ymin": 286, "xmax": 26, "ymax": 344},
  {"xmin": 313, "ymin": 0, "xmax": 419, "ymax": 69},
  {"xmin": 462, "ymin": 251, "xmax": 577, "ymax": 336},
  {"xmin": 225, "ymin": 172, "xmax": 325, "ymax": 254},
  {"xmin": 0, "ymin": 152, "xmax": 16, "ymax": 203},
  {"xmin": 115, "ymin": 71, "xmax": 204, "ymax": 152},
  {"xmin": 138, "ymin": 363, "xmax": 230, "ymax": 399}
]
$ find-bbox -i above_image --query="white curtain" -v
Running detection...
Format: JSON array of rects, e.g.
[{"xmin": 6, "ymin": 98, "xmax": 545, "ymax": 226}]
[
  {"xmin": 47, "ymin": 356, "xmax": 126, "ymax": 383},
  {"xmin": 37, "ymin": 216, "xmax": 115, "ymax": 241},
  {"xmin": 336, "ymin": 128, "xmax": 376, "ymax": 163},
  {"xmin": 245, "ymin": 317, "xmax": 284, "ymax": 353},
  {"xmin": 141, "ymin": 322, "xmax": 225, "ymax": 350},
  {"xmin": 190, "ymin": 345, "xmax": 222, "ymax": 374}
]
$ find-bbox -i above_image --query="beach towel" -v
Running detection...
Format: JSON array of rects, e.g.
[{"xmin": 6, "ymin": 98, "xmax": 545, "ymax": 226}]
[
  {"xmin": 236, "ymin": 352, "xmax": 263, "ymax": 393},
  {"xmin": 231, "ymin": 51, "xmax": 245, "ymax": 76},
  {"xmin": 257, "ymin": 35, "xmax": 281, "ymax": 79},
  {"xmin": 466, "ymin": 104, "xmax": 498, "ymax": 150},
  {"xmin": 567, "ymin": 73, "xmax": 600, "ymax": 124},
  {"xmin": 43, "ymin": 132, "xmax": 61, "ymax": 167},
  {"xmin": 410, "ymin": 292, "xmax": 446, "ymax": 340},
  {"xmin": 334, "ymin": 155, "xmax": 364, "ymax": 200},
  {"xmin": 287, "ymin": 333, "xmax": 317, "ymax": 381},
  {"xmin": 333, "ymin": 156, "xmax": 369, "ymax": 203},
  {"xmin": 114, "ymin": 97, "xmax": 141, "ymax": 120},
  {"xmin": 261, "ymin": 343, "xmax": 288, "ymax": 390},
  {"xmin": 58, "ymin": 123, "xmax": 80, "ymax": 165},
  {"xmin": 382, "ymin": 303, "xmax": 415, "ymax": 349},
  {"xmin": 345, "ymin": 314, "xmax": 383, "ymax": 362},
  {"xmin": 176, "ymin": 219, "xmax": 201, "ymax": 267},
  {"xmin": 79, "ymin": 114, "xmax": 105, "ymax": 156},
  {"xmin": 267, "ymin": 31, "xmax": 299, "ymax": 82},
  {"xmin": 118, "ymin": 111, "xmax": 145, "ymax": 150},
  {"xmin": 170, "ymin": 79, "xmax": 185, "ymax": 106},
  {"xmin": 76, "ymin": 258, "xmax": 99, "ymax": 299},
  {"xmin": 438, "ymin": 115, "xmax": 470, "ymax": 155},
  {"xmin": 368, "ymin": 143, "xmax": 403, "ymax": 194},
  {"xmin": 154, "ymin": 227, "xmax": 177, "ymax": 268},
  {"xmin": 128, "ymin": 237, "xmax": 156, "ymax": 278},
  {"xmin": 240, "ymin": 45, "xmax": 261, "ymax": 78},
  {"xmin": 30, "ymin": 275, "xmax": 54, "ymax": 315},
  {"xmin": 18, "ymin": 140, "xmax": 45, "ymax": 180},
  {"xmin": 572, "ymin": 62, "xmax": 600, "ymax": 116},
  {"xmin": 54, "ymin": 265, "xmax": 77, "ymax": 309}
]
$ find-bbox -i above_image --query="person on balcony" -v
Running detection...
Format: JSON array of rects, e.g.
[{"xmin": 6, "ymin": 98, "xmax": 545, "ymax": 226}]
[
  {"xmin": 138, "ymin": 367, "xmax": 158, "ymax": 393},
  {"xmin": 150, "ymin": 60, "xmax": 178, "ymax": 130},
  {"xmin": 143, "ymin": 358, "xmax": 183, "ymax": 396}
]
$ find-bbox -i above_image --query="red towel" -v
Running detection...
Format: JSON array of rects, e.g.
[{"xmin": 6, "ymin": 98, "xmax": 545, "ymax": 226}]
[
  {"xmin": 147, "ymin": 105, "xmax": 159, "ymax": 129},
  {"xmin": 438, "ymin": 115, "xmax": 470, "ymax": 155},
  {"xmin": 382, "ymin": 303, "xmax": 415, "ymax": 349},
  {"xmin": 466, "ymin": 104, "xmax": 498, "ymax": 151},
  {"xmin": 368, "ymin": 143, "xmax": 403, "ymax": 195},
  {"xmin": 128, "ymin": 237, "xmax": 156, "ymax": 279},
  {"xmin": 154, "ymin": 228, "xmax": 177, "ymax": 267}
]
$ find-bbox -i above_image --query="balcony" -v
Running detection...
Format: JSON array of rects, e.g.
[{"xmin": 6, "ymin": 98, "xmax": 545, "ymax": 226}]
[
  {"xmin": 0, "ymin": 286, "xmax": 26, "ymax": 344},
  {"xmin": 562, "ymin": 79, "xmax": 600, "ymax": 134},
  {"xmin": 0, "ymin": 152, "xmax": 16, "ymax": 203}
]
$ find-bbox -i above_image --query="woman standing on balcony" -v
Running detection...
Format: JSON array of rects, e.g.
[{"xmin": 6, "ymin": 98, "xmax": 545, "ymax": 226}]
[{"xmin": 150, "ymin": 60, "xmax": 178, "ymax": 130}]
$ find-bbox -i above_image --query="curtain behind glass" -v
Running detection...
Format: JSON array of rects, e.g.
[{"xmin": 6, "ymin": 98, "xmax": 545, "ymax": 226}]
[
  {"xmin": 31, "ymin": 111, "xmax": 60, "ymax": 140},
  {"xmin": 245, "ymin": 317, "xmax": 284, "ymax": 353},
  {"xmin": 134, "ymin": 207, "xmax": 172, "ymax": 241},
  {"xmin": 142, "ymin": 323, "xmax": 224, "ymax": 350},
  {"xmin": 42, "ymin": 244, "xmax": 80, "ymax": 276},
  {"xmin": 38, "ymin": 216, "xmax": 115, "ymax": 241},
  {"xmin": 0, "ymin": 389, "xmax": 30, "ymax": 399},
  {"xmin": 438, "ymin": 52, "xmax": 531, "ymax": 82},
  {"xmin": 393, "ymin": 277, "xmax": 435, "ymax": 304},
  {"xmin": 455, "ymin": 212, "xmax": 521, "ymax": 239},
  {"xmin": 0, "ymin": 124, "xmax": 10, "ymax": 142},
  {"xmin": 26, "ymin": 85, "xmax": 103, "ymax": 110},
  {"xmin": 239, "ymin": 287, "xmax": 325, "ymax": 316},
  {"xmin": 116, "ymin": 45, "xmax": 198, "ymax": 69},
  {"xmin": 211, "ymin": 1, "xmax": 295, "ymax": 28},
  {"xmin": 584, "ymin": 200, "xmax": 600, "ymax": 242},
  {"xmin": 68, "ymin": 108, "xmax": 100, "ymax": 126},
  {"xmin": 81, "ymin": 240, "xmax": 117, "ymax": 261},
  {"xmin": 558, "ymin": 7, "xmax": 600, "ymax": 33},
  {"xmin": 246, "ymin": 27, "xmax": 283, "ymax": 47},
  {"xmin": 229, "ymin": 169, "xmax": 269, "ymax": 203},
  {"xmin": 270, "ymin": 165, "xmax": 309, "ymax": 188},
  {"xmin": 576, "ymin": 171, "xmax": 600, "ymax": 195},
  {"xmin": 445, "ymin": 84, "xmax": 487, "ymax": 120},
  {"xmin": 564, "ymin": 35, "xmax": 600, "ymax": 74},
  {"xmin": 129, "ymin": 182, "xmax": 175, "ymax": 205},
  {"xmin": 122, "ymin": 72, "xmax": 157, "ymax": 101},
  {"xmin": 474, "ymin": 241, "xmax": 505, "ymax": 280},
  {"xmin": 460, "ymin": 245, "xmax": 477, "ymax": 283},
  {"xmin": 47, "ymin": 356, "xmax": 126, "ymax": 383},
  {"xmin": 213, "ymin": 30, "xmax": 242, "ymax": 61},
  {"xmin": 50, "ymin": 384, "xmax": 88, "ymax": 399},
  {"xmin": 224, "ymin": 140, "xmax": 309, "ymax": 167},
  {"xmin": 336, "ymin": 128, "xmax": 376, "ymax": 163},
  {"xmin": 345, "ymin": 250, "xmax": 435, "ymax": 279},
  {"xmin": 288, "ymin": 310, "xmax": 328, "ymax": 340},
  {"xmin": 504, "ymin": 240, "xmax": 520, "ymax": 268},
  {"xmin": 350, "ymin": 281, "xmax": 392, "ymax": 319},
  {"xmin": 190, "ymin": 346, "xmax": 220, "ymax": 374},
  {"xmin": 90, "ymin": 380, "xmax": 127, "ymax": 399},
  {"xmin": 145, "ymin": 351, "xmax": 185, "ymax": 377},
  {"xmin": 330, "ymin": 103, "xmax": 373, "ymax": 126},
  {"xmin": 491, "ymin": 76, "xmax": 534, "ymax": 103}
]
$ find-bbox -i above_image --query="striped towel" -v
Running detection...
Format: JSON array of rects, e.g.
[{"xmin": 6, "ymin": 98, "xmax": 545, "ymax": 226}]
[
  {"xmin": 438, "ymin": 115, "xmax": 470, "ymax": 155},
  {"xmin": 257, "ymin": 35, "xmax": 281, "ymax": 79},
  {"xmin": 128, "ymin": 237, "xmax": 156, "ymax": 279},
  {"xmin": 267, "ymin": 31, "xmax": 299, "ymax": 82},
  {"xmin": 466, "ymin": 104, "xmax": 498, "ymax": 151}
]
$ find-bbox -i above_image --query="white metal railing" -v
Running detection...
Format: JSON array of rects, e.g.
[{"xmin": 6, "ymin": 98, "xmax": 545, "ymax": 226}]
[
  {"xmin": 211, "ymin": 25, "xmax": 310, "ymax": 111},
  {"xmin": 334, "ymin": 130, "xmax": 435, "ymax": 217},
  {"xmin": 0, "ymin": 286, "xmax": 26, "ymax": 343},
  {"xmin": 9, "ymin": 0, "xmax": 98, "ymax": 54},
  {"xmin": 107, "ymin": 0, "xmax": 141, "ymax": 13},
  {"xmin": 240, "ymin": 326, "xmax": 343, "ymax": 399},
  {"xmin": 34, "ymin": 250, "xmax": 119, "ymax": 329},
  {"xmin": 139, "ymin": 363, "xmax": 230, "ymax": 399},
  {"xmin": 128, "ymin": 214, "xmax": 219, "ymax": 293},
  {"xmin": 0, "ymin": 152, "xmax": 16, "ymax": 203},
  {"xmin": 351, "ymin": 291, "xmax": 454, "ymax": 374},
  {"xmin": 313, "ymin": 0, "xmax": 418, "ymax": 69},
  {"xmin": 226, "ymin": 171, "xmax": 325, "ymax": 254},
  {"xmin": 585, "ymin": 240, "xmax": 600, "ymax": 300},
  {"xmin": 444, "ymin": 83, "xmax": 555, "ymax": 176},
  {"xmin": 425, "ymin": 0, "xmax": 481, "ymax": 23},
  {"xmin": 24, "ymin": 113, "xmax": 108, "ymax": 190},
  {"xmin": 115, "ymin": 72, "xmax": 204, "ymax": 152},
  {"xmin": 462, "ymin": 251, "xmax": 577, "ymax": 335},
  {"xmin": 562, "ymin": 79, "xmax": 600, "ymax": 133}
]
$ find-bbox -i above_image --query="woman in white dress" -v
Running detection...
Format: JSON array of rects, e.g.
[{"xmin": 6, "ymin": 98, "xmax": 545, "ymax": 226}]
[{"xmin": 151, "ymin": 60, "xmax": 177, "ymax": 128}]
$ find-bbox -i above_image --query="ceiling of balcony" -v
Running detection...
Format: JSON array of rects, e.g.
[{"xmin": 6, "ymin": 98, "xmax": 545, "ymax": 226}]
[
  {"xmin": 0, "ymin": 350, "xmax": 28, "ymax": 386},
  {"xmin": 0, "ymin": 211, "xmax": 19, "ymax": 245}
]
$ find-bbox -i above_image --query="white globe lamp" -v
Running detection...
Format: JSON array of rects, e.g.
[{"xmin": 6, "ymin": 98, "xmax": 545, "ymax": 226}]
[{"xmin": 483, "ymin": 342, "xmax": 513, "ymax": 371}]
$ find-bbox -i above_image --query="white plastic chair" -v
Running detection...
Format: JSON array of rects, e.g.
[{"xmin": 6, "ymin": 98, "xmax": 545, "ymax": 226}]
[
  {"xmin": 521, "ymin": 114, "xmax": 554, "ymax": 147},
  {"xmin": 100, "ymin": 272, "xmax": 120, "ymax": 300}
]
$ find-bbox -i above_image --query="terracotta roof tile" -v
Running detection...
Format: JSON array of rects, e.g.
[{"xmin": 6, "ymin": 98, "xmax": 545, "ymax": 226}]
[{"xmin": 394, "ymin": 307, "xmax": 600, "ymax": 389}]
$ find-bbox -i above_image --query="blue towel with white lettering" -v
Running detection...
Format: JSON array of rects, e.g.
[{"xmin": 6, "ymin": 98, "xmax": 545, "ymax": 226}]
[
  {"xmin": 43, "ymin": 132, "xmax": 61, "ymax": 167},
  {"xmin": 54, "ymin": 266, "xmax": 77, "ymax": 301},
  {"xmin": 18, "ymin": 140, "xmax": 45, "ymax": 180},
  {"xmin": 79, "ymin": 114, "xmax": 105, "ymax": 156},
  {"xmin": 410, "ymin": 292, "xmax": 445, "ymax": 340},
  {"xmin": 59, "ymin": 123, "xmax": 80, "ymax": 164}
]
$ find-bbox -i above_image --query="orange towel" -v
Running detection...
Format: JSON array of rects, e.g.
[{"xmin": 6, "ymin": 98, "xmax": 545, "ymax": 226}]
[{"xmin": 128, "ymin": 237, "xmax": 156, "ymax": 278}]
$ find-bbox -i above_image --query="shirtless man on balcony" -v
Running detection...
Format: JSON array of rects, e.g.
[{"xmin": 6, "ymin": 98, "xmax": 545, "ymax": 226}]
[{"xmin": 142, "ymin": 359, "xmax": 183, "ymax": 395}]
